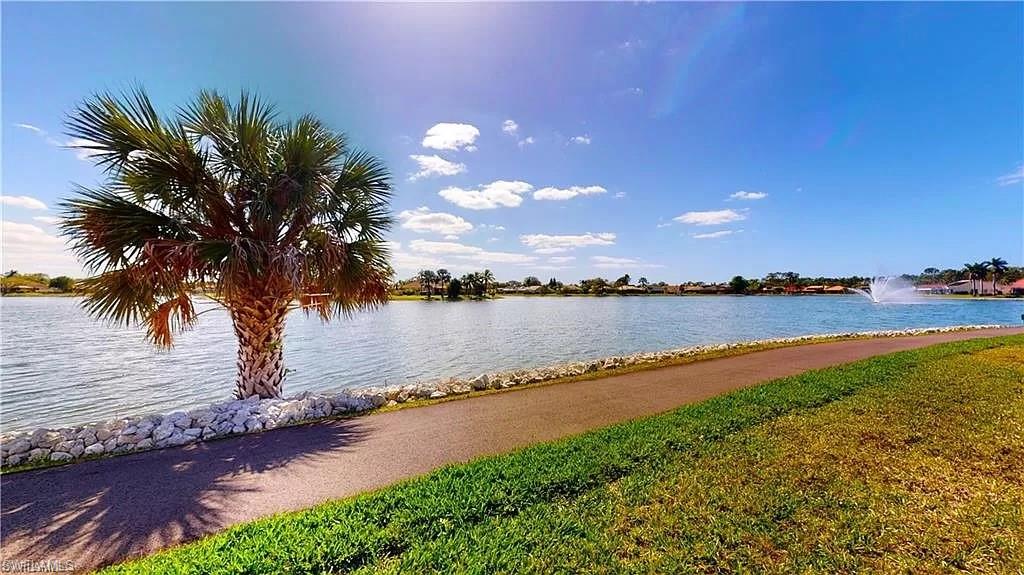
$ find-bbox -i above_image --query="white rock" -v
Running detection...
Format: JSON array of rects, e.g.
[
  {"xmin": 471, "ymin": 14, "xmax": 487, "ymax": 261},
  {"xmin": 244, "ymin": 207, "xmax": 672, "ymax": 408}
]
[
  {"xmin": 49, "ymin": 452, "xmax": 73, "ymax": 462},
  {"xmin": 84, "ymin": 443, "xmax": 105, "ymax": 456}
]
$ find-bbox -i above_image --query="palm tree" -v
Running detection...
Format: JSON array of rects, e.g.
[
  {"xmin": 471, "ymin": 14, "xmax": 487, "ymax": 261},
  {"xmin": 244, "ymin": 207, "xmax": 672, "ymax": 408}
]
[
  {"xmin": 480, "ymin": 269, "xmax": 495, "ymax": 297},
  {"xmin": 988, "ymin": 257, "xmax": 1008, "ymax": 295},
  {"xmin": 638, "ymin": 277, "xmax": 649, "ymax": 290},
  {"xmin": 61, "ymin": 89, "xmax": 392, "ymax": 399},
  {"xmin": 436, "ymin": 268, "xmax": 451, "ymax": 300},
  {"xmin": 963, "ymin": 262, "xmax": 988, "ymax": 296},
  {"xmin": 417, "ymin": 270, "xmax": 438, "ymax": 299}
]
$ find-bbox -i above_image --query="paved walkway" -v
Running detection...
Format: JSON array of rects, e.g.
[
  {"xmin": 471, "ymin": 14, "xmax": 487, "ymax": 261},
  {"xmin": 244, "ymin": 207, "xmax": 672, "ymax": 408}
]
[{"xmin": 2, "ymin": 327, "xmax": 1020, "ymax": 572}]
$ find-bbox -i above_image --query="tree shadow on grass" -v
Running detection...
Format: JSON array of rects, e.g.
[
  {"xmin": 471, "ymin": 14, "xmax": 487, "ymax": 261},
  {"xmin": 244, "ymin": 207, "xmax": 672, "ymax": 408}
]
[{"xmin": 0, "ymin": 417, "xmax": 369, "ymax": 572}]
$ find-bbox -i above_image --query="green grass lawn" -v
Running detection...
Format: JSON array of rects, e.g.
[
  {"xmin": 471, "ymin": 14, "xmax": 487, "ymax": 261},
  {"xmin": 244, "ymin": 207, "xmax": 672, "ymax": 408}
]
[{"xmin": 105, "ymin": 335, "xmax": 1024, "ymax": 574}]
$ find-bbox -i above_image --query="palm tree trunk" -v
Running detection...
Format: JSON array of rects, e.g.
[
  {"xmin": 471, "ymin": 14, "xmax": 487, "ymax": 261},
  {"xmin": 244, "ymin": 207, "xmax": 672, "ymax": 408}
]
[{"xmin": 230, "ymin": 293, "xmax": 290, "ymax": 399}]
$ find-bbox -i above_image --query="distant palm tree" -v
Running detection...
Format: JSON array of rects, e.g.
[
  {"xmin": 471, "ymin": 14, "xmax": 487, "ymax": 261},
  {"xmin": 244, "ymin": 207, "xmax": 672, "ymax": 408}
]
[
  {"xmin": 481, "ymin": 269, "xmax": 495, "ymax": 297},
  {"xmin": 62, "ymin": 89, "xmax": 392, "ymax": 399},
  {"xmin": 436, "ymin": 268, "xmax": 451, "ymax": 300},
  {"xmin": 418, "ymin": 270, "xmax": 438, "ymax": 299},
  {"xmin": 964, "ymin": 262, "xmax": 988, "ymax": 296},
  {"xmin": 988, "ymin": 257, "xmax": 1008, "ymax": 295},
  {"xmin": 638, "ymin": 277, "xmax": 649, "ymax": 290}
]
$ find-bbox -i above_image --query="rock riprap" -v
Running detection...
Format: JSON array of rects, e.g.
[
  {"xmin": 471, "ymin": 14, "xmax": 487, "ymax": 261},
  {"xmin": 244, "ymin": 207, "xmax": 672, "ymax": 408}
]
[{"xmin": 0, "ymin": 325, "xmax": 1003, "ymax": 469}]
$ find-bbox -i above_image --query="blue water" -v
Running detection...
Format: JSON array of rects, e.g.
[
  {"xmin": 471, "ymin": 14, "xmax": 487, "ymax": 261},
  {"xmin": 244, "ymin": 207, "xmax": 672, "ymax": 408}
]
[{"xmin": 1, "ymin": 295, "xmax": 1020, "ymax": 432}]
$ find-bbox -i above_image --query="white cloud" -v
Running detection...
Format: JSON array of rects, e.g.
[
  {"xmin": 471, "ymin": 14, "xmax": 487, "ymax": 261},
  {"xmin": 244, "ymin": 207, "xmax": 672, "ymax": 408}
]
[
  {"xmin": 479, "ymin": 224, "xmax": 505, "ymax": 231},
  {"xmin": 421, "ymin": 123, "xmax": 480, "ymax": 151},
  {"xmin": 997, "ymin": 164, "xmax": 1023, "ymax": 186},
  {"xmin": 409, "ymin": 239, "xmax": 537, "ymax": 265},
  {"xmin": 728, "ymin": 191, "xmax": 767, "ymax": 201},
  {"xmin": 1, "ymin": 220, "xmax": 81, "ymax": 276},
  {"xmin": 548, "ymin": 256, "xmax": 576, "ymax": 264},
  {"xmin": 14, "ymin": 123, "xmax": 43, "ymax": 133},
  {"xmin": 408, "ymin": 154, "xmax": 466, "ymax": 181},
  {"xmin": 502, "ymin": 120, "xmax": 519, "ymax": 136},
  {"xmin": 519, "ymin": 232, "xmax": 616, "ymax": 254},
  {"xmin": 439, "ymin": 180, "xmax": 533, "ymax": 210},
  {"xmin": 614, "ymin": 191, "xmax": 627, "ymax": 199},
  {"xmin": 532, "ymin": 185, "xmax": 607, "ymax": 201},
  {"xmin": 590, "ymin": 255, "xmax": 663, "ymax": 269},
  {"xmin": 386, "ymin": 241, "xmax": 446, "ymax": 274},
  {"xmin": 692, "ymin": 229, "xmax": 743, "ymax": 239},
  {"xmin": 65, "ymin": 137, "xmax": 103, "ymax": 161},
  {"xmin": 656, "ymin": 222, "xmax": 672, "ymax": 228},
  {"xmin": 518, "ymin": 136, "xmax": 535, "ymax": 149},
  {"xmin": 673, "ymin": 209, "xmax": 746, "ymax": 226},
  {"xmin": 1, "ymin": 195, "xmax": 48, "ymax": 210},
  {"xmin": 570, "ymin": 135, "xmax": 591, "ymax": 145},
  {"xmin": 397, "ymin": 206, "xmax": 474, "ymax": 236},
  {"xmin": 32, "ymin": 216, "xmax": 60, "ymax": 225}
]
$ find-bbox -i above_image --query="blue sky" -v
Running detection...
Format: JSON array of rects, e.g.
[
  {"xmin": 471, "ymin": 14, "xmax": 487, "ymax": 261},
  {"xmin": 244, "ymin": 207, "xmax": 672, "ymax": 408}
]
[{"xmin": 2, "ymin": 2, "xmax": 1022, "ymax": 282}]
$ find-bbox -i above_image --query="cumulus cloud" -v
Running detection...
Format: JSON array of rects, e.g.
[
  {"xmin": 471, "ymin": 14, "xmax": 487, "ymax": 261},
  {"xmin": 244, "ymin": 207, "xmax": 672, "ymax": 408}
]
[
  {"xmin": 728, "ymin": 191, "xmax": 767, "ymax": 200},
  {"xmin": 408, "ymin": 154, "xmax": 466, "ymax": 181},
  {"xmin": 673, "ymin": 209, "xmax": 746, "ymax": 226},
  {"xmin": 1, "ymin": 195, "xmax": 48, "ymax": 210},
  {"xmin": 532, "ymin": 185, "xmax": 607, "ymax": 201},
  {"xmin": 590, "ymin": 255, "xmax": 663, "ymax": 269},
  {"xmin": 517, "ymin": 136, "xmax": 535, "ymax": 149},
  {"xmin": 502, "ymin": 120, "xmax": 519, "ymax": 136},
  {"xmin": 439, "ymin": 180, "xmax": 533, "ymax": 210},
  {"xmin": 569, "ymin": 135, "xmax": 591, "ymax": 145},
  {"xmin": 519, "ymin": 232, "xmax": 616, "ymax": 254},
  {"xmin": 692, "ymin": 229, "xmax": 743, "ymax": 239},
  {"xmin": 997, "ymin": 164, "xmax": 1023, "ymax": 186},
  {"xmin": 409, "ymin": 239, "xmax": 537, "ymax": 265},
  {"xmin": 421, "ymin": 123, "xmax": 480, "ymax": 151},
  {"xmin": 386, "ymin": 241, "xmax": 446, "ymax": 274},
  {"xmin": 548, "ymin": 256, "xmax": 575, "ymax": 264},
  {"xmin": 397, "ymin": 207, "xmax": 474, "ymax": 237},
  {"xmin": 1, "ymin": 220, "xmax": 81, "ymax": 276}
]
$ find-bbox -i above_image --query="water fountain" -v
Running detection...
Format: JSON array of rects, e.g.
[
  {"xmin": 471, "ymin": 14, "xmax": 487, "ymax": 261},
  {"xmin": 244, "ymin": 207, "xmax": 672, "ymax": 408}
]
[{"xmin": 847, "ymin": 276, "xmax": 922, "ymax": 304}]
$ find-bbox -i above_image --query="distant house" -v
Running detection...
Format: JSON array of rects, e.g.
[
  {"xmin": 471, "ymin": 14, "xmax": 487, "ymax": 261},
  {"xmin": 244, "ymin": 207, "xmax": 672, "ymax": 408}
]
[
  {"xmin": 617, "ymin": 285, "xmax": 646, "ymax": 295},
  {"xmin": 5, "ymin": 284, "xmax": 43, "ymax": 294},
  {"xmin": 948, "ymin": 280, "xmax": 1008, "ymax": 295},
  {"xmin": 647, "ymin": 285, "xmax": 666, "ymax": 294},
  {"xmin": 914, "ymin": 283, "xmax": 950, "ymax": 295},
  {"xmin": 802, "ymin": 285, "xmax": 825, "ymax": 294},
  {"xmin": 822, "ymin": 285, "xmax": 847, "ymax": 294},
  {"xmin": 683, "ymin": 284, "xmax": 726, "ymax": 295},
  {"xmin": 1008, "ymin": 279, "xmax": 1024, "ymax": 296}
]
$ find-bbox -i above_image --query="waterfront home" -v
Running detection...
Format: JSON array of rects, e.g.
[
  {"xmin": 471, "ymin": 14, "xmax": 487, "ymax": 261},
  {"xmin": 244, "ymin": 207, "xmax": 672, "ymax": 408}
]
[
  {"xmin": 822, "ymin": 285, "xmax": 848, "ymax": 294},
  {"xmin": 948, "ymin": 280, "xmax": 1008, "ymax": 295},
  {"xmin": 617, "ymin": 285, "xmax": 647, "ymax": 295},
  {"xmin": 914, "ymin": 283, "xmax": 951, "ymax": 295},
  {"xmin": 801, "ymin": 285, "xmax": 825, "ymax": 294},
  {"xmin": 1009, "ymin": 279, "xmax": 1024, "ymax": 296}
]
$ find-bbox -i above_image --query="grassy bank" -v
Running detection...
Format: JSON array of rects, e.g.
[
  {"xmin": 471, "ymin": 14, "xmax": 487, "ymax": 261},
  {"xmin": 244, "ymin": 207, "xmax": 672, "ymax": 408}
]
[{"xmin": 105, "ymin": 335, "xmax": 1024, "ymax": 573}]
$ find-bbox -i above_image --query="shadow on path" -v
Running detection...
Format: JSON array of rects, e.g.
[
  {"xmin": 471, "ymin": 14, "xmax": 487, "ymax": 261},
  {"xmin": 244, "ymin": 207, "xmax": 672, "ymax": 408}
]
[{"xmin": 1, "ymin": 418, "xmax": 368, "ymax": 571}]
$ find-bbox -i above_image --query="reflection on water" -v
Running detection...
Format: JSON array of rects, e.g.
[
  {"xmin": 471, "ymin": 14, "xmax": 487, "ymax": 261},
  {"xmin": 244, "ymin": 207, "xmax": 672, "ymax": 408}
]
[{"xmin": 1, "ymin": 295, "xmax": 1020, "ymax": 432}]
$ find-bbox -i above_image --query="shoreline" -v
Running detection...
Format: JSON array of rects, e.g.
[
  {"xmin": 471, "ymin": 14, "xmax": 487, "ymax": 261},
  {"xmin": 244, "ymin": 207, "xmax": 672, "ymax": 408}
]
[{"xmin": 0, "ymin": 323, "xmax": 1011, "ymax": 472}]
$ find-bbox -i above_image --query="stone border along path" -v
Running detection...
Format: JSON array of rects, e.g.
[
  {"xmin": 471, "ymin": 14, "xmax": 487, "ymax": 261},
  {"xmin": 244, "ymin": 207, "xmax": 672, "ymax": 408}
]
[
  {"xmin": 1, "ymin": 326, "xmax": 1021, "ymax": 573},
  {"xmin": 0, "ymin": 325, "xmax": 1009, "ymax": 470}
]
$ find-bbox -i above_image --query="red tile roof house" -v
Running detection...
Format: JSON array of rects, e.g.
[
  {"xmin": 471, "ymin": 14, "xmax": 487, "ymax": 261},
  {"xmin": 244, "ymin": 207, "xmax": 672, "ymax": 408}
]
[{"xmin": 1009, "ymin": 279, "xmax": 1024, "ymax": 296}]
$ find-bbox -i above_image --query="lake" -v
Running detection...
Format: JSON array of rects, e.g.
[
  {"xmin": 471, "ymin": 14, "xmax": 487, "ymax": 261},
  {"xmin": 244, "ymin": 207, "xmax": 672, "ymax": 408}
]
[{"xmin": 1, "ymin": 295, "xmax": 1021, "ymax": 433}]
